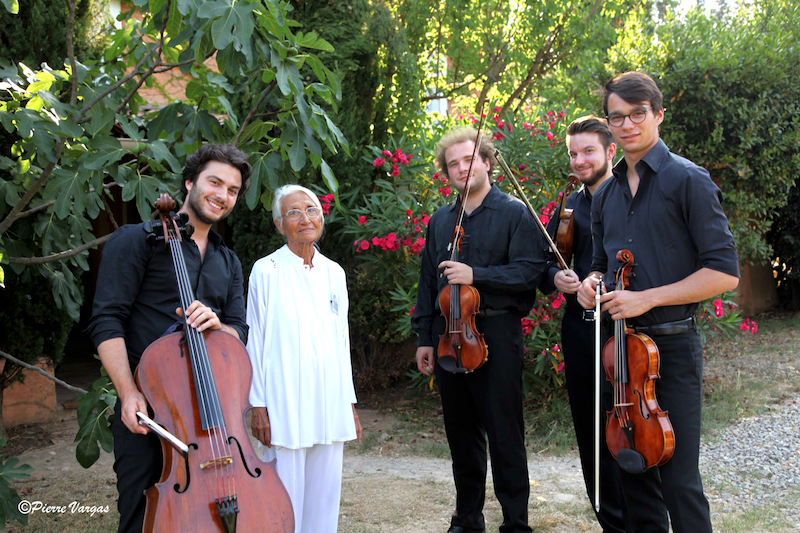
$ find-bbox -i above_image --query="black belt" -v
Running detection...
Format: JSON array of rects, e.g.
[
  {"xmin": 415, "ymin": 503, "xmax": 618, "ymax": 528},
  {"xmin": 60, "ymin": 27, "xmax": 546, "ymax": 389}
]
[
  {"xmin": 633, "ymin": 316, "xmax": 696, "ymax": 336},
  {"xmin": 479, "ymin": 308, "xmax": 511, "ymax": 318},
  {"xmin": 566, "ymin": 305, "xmax": 595, "ymax": 321}
]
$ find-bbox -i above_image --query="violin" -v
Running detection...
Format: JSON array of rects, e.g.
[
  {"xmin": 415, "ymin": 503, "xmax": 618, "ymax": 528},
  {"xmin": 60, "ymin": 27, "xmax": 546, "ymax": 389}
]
[
  {"xmin": 555, "ymin": 173, "xmax": 580, "ymax": 267},
  {"xmin": 437, "ymin": 226, "xmax": 488, "ymax": 373},
  {"xmin": 603, "ymin": 250, "xmax": 675, "ymax": 474},
  {"xmin": 437, "ymin": 104, "xmax": 489, "ymax": 374},
  {"xmin": 135, "ymin": 194, "xmax": 294, "ymax": 532}
]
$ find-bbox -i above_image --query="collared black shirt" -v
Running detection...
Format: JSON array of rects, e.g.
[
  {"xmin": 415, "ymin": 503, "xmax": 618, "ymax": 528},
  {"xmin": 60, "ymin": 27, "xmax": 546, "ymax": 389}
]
[
  {"xmin": 411, "ymin": 184, "xmax": 546, "ymax": 347},
  {"xmin": 87, "ymin": 222, "xmax": 248, "ymax": 369},
  {"xmin": 590, "ymin": 139, "xmax": 739, "ymax": 326},
  {"xmin": 540, "ymin": 186, "xmax": 596, "ymax": 314}
]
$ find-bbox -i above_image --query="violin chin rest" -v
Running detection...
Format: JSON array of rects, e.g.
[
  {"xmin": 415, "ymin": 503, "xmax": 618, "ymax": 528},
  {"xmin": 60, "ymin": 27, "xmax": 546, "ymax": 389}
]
[{"xmin": 617, "ymin": 449, "xmax": 648, "ymax": 474}]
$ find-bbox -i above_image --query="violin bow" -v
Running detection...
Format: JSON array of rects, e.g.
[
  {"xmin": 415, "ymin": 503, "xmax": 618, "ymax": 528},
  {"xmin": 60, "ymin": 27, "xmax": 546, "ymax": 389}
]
[
  {"xmin": 494, "ymin": 149, "xmax": 569, "ymax": 270},
  {"xmin": 594, "ymin": 279, "xmax": 603, "ymax": 513},
  {"xmin": 447, "ymin": 98, "xmax": 490, "ymax": 259}
]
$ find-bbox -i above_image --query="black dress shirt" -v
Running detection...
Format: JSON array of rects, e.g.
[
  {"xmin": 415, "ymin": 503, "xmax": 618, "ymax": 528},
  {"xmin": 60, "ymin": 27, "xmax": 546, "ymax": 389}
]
[
  {"xmin": 87, "ymin": 223, "xmax": 248, "ymax": 369},
  {"xmin": 540, "ymin": 186, "xmax": 596, "ymax": 314},
  {"xmin": 590, "ymin": 139, "xmax": 739, "ymax": 326},
  {"xmin": 411, "ymin": 184, "xmax": 546, "ymax": 347}
]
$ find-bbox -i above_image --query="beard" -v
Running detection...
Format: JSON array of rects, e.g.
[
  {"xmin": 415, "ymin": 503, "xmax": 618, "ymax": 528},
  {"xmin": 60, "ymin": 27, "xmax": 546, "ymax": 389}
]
[
  {"xmin": 581, "ymin": 159, "xmax": 609, "ymax": 188},
  {"xmin": 185, "ymin": 187, "xmax": 229, "ymax": 225}
]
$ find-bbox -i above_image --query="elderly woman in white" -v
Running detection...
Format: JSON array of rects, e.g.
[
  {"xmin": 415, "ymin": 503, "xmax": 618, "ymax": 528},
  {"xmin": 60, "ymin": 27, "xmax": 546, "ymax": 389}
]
[{"xmin": 246, "ymin": 184, "xmax": 362, "ymax": 533}]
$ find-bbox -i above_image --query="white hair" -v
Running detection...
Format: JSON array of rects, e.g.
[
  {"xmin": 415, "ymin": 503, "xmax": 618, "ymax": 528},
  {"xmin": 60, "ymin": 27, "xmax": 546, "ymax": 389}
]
[{"xmin": 272, "ymin": 184, "xmax": 325, "ymax": 230}]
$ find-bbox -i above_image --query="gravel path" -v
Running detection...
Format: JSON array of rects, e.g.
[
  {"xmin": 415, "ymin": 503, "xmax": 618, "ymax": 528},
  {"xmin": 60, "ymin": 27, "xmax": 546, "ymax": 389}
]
[{"xmin": 700, "ymin": 393, "xmax": 800, "ymax": 530}]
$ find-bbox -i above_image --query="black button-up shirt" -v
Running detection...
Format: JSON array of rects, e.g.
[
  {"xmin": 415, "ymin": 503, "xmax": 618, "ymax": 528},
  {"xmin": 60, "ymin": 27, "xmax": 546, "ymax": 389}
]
[
  {"xmin": 590, "ymin": 139, "xmax": 739, "ymax": 326},
  {"xmin": 87, "ymin": 223, "xmax": 248, "ymax": 369},
  {"xmin": 540, "ymin": 186, "xmax": 595, "ymax": 314},
  {"xmin": 411, "ymin": 184, "xmax": 546, "ymax": 346}
]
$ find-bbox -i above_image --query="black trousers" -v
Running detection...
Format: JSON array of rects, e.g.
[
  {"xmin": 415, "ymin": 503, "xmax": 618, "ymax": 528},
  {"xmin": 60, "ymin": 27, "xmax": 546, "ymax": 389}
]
[
  {"xmin": 433, "ymin": 314, "xmax": 532, "ymax": 533},
  {"xmin": 111, "ymin": 417, "xmax": 162, "ymax": 533},
  {"xmin": 561, "ymin": 311, "xmax": 634, "ymax": 533},
  {"xmin": 618, "ymin": 329, "xmax": 712, "ymax": 533}
]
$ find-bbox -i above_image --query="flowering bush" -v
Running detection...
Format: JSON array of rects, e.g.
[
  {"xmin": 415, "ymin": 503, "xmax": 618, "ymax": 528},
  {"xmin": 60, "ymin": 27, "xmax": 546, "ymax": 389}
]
[
  {"xmin": 696, "ymin": 290, "xmax": 757, "ymax": 343},
  {"xmin": 335, "ymin": 106, "xmax": 580, "ymax": 394}
]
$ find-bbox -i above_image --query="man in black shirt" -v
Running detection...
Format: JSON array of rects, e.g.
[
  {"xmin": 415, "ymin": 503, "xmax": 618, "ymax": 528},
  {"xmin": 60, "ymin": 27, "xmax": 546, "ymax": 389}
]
[
  {"xmin": 87, "ymin": 144, "xmax": 251, "ymax": 532},
  {"xmin": 412, "ymin": 127, "xmax": 545, "ymax": 533},
  {"xmin": 540, "ymin": 115, "xmax": 635, "ymax": 532},
  {"xmin": 577, "ymin": 72, "xmax": 740, "ymax": 533}
]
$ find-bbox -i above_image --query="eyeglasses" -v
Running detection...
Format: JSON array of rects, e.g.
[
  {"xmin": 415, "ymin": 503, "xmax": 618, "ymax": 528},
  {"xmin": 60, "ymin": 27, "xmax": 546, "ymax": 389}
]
[
  {"xmin": 281, "ymin": 207, "xmax": 322, "ymax": 221},
  {"xmin": 606, "ymin": 107, "xmax": 653, "ymax": 127}
]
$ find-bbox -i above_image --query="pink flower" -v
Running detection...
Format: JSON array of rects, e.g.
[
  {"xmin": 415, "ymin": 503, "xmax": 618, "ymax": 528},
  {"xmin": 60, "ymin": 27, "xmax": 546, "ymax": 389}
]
[
  {"xmin": 359, "ymin": 240, "xmax": 369, "ymax": 251},
  {"xmin": 421, "ymin": 213, "xmax": 431, "ymax": 225},
  {"xmin": 750, "ymin": 321, "xmax": 758, "ymax": 333},
  {"xmin": 521, "ymin": 318, "xmax": 535, "ymax": 336},
  {"xmin": 740, "ymin": 318, "xmax": 752, "ymax": 331},
  {"xmin": 411, "ymin": 237, "xmax": 426, "ymax": 254},
  {"xmin": 713, "ymin": 299, "xmax": 724, "ymax": 317},
  {"xmin": 492, "ymin": 131, "xmax": 505, "ymax": 141},
  {"xmin": 551, "ymin": 298, "xmax": 562, "ymax": 309},
  {"xmin": 391, "ymin": 164, "xmax": 400, "ymax": 177},
  {"xmin": 547, "ymin": 110, "xmax": 555, "ymax": 117},
  {"xmin": 558, "ymin": 111, "xmax": 565, "ymax": 118},
  {"xmin": 409, "ymin": 305, "xmax": 415, "ymax": 317},
  {"xmin": 540, "ymin": 215, "xmax": 549, "ymax": 225},
  {"xmin": 358, "ymin": 215, "xmax": 366, "ymax": 225},
  {"xmin": 548, "ymin": 121, "xmax": 555, "ymax": 129},
  {"xmin": 546, "ymin": 131, "xmax": 554, "ymax": 140},
  {"xmin": 439, "ymin": 186, "xmax": 452, "ymax": 196},
  {"xmin": 406, "ymin": 209, "xmax": 413, "ymax": 216},
  {"xmin": 497, "ymin": 120, "xmax": 505, "ymax": 130},
  {"xmin": 372, "ymin": 236, "xmax": 382, "ymax": 246},
  {"xmin": 556, "ymin": 362, "xmax": 565, "ymax": 372},
  {"xmin": 398, "ymin": 154, "xmax": 409, "ymax": 165},
  {"xmin": 432, "ymin": 172, "xmax": 440, "ymax": 181},
  {"xmin": 373, "ymin": 157, "xmax": 385, "ymax": 167},
  {"xmin": 382, "ymin": 150, "xmax": 392, "ymax": 157}
]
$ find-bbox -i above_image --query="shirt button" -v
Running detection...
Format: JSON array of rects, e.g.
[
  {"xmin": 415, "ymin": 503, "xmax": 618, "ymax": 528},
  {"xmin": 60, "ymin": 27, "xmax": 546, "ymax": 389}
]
[
  {"xmin": 629, "ymin": 210, "xmax": 634, "ymax": 215},
  {"xmin": 627, "ymin": 238, "xmax": 633, "ymax": 243}
]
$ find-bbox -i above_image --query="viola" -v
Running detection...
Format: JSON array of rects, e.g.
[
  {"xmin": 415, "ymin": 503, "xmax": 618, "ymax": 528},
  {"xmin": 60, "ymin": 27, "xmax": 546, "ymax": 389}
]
[
  {"xmin": 135, "ymin": 194, "xmax": 294, "ymax": 532},
  {"xmin": 555, "ymin": 173, "xmax": 580, "ymax": 267},
  {"xmin": 602, "ymin": 250, "xmax": 675, "ymax": 474}
]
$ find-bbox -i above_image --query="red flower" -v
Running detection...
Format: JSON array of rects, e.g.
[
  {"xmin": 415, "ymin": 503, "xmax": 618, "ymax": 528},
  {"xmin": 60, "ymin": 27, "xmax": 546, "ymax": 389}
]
[
  {"xmin": 411, "ymin": 237, "xmax": 426, "ymax": 254},
  {"xmin": 439, "ymin": 186, "xmax": 452, "ymax": 196},
  {"xmin": 359, "ymin": 240, "xmax": 369, "ymax": 251},
  {"xmin": 382, "ymin": 150, "xmax": 392, "ymax": 157},
  {"xmin": 373, "ymin": 157, "xmax": 385, "ymax": 167},
  {"xmin": 713, "ymin": 299, "xmax": 724, "ymax": 317},
  {"xmin": 546, "ymin": 131, "xmax": 554, "ymax": 140},
  {"xmin": 551, "ymin": 298, "xmax": 562, "ymax": 309},
  {"xmin": 358, "ymin": 215, "xmax": 367, "ymax": 225},
  {"xmin": 540, "ymin": 215, "xmax": 549, "ymax": 225},
  {"xmin": 406, "ymin": 209, "xmax": 413, "ymax": 216},
  {"xmin": 556, "ymin": 362, "xmax": 565, "ymax": 372},
  {"xmin": 492, "ymin": 131, "xmax": 505, "ymax": 141},
  {"xmin": 422, "ymin": 213, "xmax": 431, "ymax": 225},
  {"xmin": 391, "ymin": 164, "xmax": 400, "ymax": 177}
]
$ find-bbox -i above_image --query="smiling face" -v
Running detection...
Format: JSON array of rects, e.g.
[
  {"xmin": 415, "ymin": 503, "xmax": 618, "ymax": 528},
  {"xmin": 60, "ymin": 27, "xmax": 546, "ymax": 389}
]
[
  {"xmin": 183, "ymin": 161, "xmax": 242, "ymax": 226},
  {"xmin": 606, "ymin": 93, "xmax": 663, "ymax": 163},
  {"xmin": 444, "ymin": 140, "xmax": 491, "ymax": 197},
  {"xmin": 567, "ymin": 131, "xmax": 616, "ymax": 190},
  {"xmin": 274, "ymin": 191, "xmax": 323, "ymax": 253}
]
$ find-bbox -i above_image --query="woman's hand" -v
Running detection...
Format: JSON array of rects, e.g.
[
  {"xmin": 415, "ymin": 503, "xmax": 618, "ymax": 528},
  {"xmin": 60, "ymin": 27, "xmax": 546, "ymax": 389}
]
[{"xmin": 250, "ymin": 407, "xmax": 271, "ymax": 447}]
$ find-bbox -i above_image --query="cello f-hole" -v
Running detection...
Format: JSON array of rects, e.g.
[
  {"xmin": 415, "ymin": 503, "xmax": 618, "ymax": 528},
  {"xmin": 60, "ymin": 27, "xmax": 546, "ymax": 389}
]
[
  {"xmin": 174, "ymin": 442, "xmax": 198, "ymax": 494},
  {"xmin": 228, "ymin": 436, "xmax": 262, "ymax": 479}
]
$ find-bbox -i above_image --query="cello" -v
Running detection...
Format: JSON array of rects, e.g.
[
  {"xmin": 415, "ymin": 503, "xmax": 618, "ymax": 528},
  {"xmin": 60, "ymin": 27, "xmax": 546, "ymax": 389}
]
[
  {"xmin": 603, "ymin": 249, "xmax": 675, "ymax": 474},
  {"xmin": 135, "ymin": 194, "xmax": 294, "ymax": 532}
]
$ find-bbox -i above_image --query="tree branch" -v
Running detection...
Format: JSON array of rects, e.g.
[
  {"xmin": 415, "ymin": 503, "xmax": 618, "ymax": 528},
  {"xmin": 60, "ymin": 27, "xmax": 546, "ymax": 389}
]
[
  {"xmin": 234, "ymin": 81, "xmax": 277, "ymax": 146},
  {"xmin": 0, "ymin": 350, "xmax": 88, "ymax": 395},
  {"xmin": 8, "ymin": 234, "xmax": 112, "ymax": 265},
  {"xmin": 0, "ymin": 142, "xmax": 65, "ymax": 235}
]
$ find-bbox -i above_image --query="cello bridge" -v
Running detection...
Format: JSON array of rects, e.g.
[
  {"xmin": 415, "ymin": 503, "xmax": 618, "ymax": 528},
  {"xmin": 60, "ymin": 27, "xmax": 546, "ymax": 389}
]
[
  {"xmin": 201, "ymin": 455, "xmax": 233, "ymax": 469},
  {"xmin": 614, "ymin": 402, "xmax": 634, "ymax": 407}
]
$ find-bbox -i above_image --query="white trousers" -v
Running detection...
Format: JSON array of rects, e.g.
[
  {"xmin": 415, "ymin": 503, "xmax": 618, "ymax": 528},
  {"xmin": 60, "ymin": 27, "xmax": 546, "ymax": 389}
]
[{"xmin": 260, "ymin": 442, "xmax": 344, "ymax": 533}]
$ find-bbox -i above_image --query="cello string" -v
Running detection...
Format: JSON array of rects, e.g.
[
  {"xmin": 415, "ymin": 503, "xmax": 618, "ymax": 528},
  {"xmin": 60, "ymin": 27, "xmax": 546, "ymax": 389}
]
[{"xmin": 168, "ymin": 227, "xmax": 228, "ymax": 498}]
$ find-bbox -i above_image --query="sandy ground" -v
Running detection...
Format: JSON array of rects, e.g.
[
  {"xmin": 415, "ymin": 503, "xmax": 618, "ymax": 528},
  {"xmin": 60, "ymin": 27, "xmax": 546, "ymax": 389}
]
[{"xmin": 8, "ymin": 407, "xmax": 598, "ymax": 533}]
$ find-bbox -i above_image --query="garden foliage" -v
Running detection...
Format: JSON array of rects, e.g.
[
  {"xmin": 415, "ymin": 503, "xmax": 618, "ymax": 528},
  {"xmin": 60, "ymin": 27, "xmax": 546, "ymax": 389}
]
[{"xmin": 607, "ymin": 0, "xmax": 800, "ymax": 263}]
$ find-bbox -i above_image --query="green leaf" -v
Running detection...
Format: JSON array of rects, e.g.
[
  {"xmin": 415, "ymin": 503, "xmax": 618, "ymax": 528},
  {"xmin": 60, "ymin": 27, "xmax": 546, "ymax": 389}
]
[
  {"xmin": 320, "ymin": 159, "xmax": 337, "ymax": 194},
  {"xmin": 39, "ymin": 264, "xmax": 82, "ymax": 321},
  {"xmin": 48, "ymin": 168, "xmax": 88, "ymax": 219},
  {"xmin": 147, "ymin": 102, "xmax": 181, "ymax": 140},
  {"xmin": 295, "ymin": 31, "xmax": 334, "ymax": 52},
  {"xmin": 197, "ymin": 0, "xmax": 256, "ymax": 52},
  {"xmin": 246, "ymin": 151, "xmax": 282, "ymax": 210},
  {"xmin": 82, "ymin": 136, "xmax": 125, "ymax": 171},
  {"xmin": 147, "ymin": 140, "xmax": 181, "ymax": 173},
  {"xmin": 281, "ymin": 121, "xmax": 305, "ymax": 171},
  {"xmin": 121, "ymin": 173, "xmax": 163, "ymax": 221},
  {"xmin": 166, "ymin": 0, "xmax": 182, "ymax": 40}
]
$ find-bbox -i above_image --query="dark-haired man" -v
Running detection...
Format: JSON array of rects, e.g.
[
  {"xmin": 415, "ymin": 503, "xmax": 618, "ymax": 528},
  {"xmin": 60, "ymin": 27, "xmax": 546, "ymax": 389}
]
[
  {"xmin": 540, "ymin": 115, "xmax": 635, "ymax": 532},
  {"xmin": 87, "ymin": 143, "xmax": 252, "ymax": 532},
  {"xmin": 577, "ymin": 72, "xmax": 740, "ymax": 533},
  {"xmin": 412, "ymin": 127, "xmax": 546, "ymax": 533}
]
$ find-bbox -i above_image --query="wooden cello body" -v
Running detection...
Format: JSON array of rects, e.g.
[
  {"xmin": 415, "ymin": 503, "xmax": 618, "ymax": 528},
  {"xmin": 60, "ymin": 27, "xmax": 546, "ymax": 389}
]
[{"xmin": 135, "ymin": 194, "xmax": 294, "ymax": 532}]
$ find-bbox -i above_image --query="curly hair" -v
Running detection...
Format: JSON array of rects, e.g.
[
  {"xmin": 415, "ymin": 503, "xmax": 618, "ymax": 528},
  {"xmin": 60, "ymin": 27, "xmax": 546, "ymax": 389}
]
[{"xmin": 181, "ymin": 144, "xmax": 252, "ymax": 200}]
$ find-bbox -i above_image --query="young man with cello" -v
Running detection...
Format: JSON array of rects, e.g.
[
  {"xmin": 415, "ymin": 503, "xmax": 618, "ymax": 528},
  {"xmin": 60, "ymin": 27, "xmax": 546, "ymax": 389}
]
[
  {"xmin": 412, "ymin": 127, "xmax": 546, "ymax": 533},
  {"xmin": 87, "ymin": 144, "xmax": 251, "ymax": 532},
  {"xmin": 539, "ymin": 115, "xmax": 637, "ymax": 532},
  {"xmin": 577, "ymin": 72, "xmax": 740, "ymax": 532}
]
